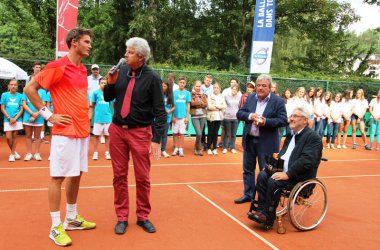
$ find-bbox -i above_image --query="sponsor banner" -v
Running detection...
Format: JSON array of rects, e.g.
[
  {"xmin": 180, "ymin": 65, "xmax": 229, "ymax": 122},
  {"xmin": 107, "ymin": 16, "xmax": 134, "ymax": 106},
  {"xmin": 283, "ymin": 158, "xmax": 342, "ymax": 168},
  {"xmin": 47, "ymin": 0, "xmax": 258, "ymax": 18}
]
[
  {"xmin": 250, "ymin": 0, "xmax": 276, "ymax": 74},
  {"xmin": 250, "ymin": 41, "xmax": 274, "ymax": 74},
  {"xmin": 56, "ymin": 0, "xmax": 79, "ymax": 58}
]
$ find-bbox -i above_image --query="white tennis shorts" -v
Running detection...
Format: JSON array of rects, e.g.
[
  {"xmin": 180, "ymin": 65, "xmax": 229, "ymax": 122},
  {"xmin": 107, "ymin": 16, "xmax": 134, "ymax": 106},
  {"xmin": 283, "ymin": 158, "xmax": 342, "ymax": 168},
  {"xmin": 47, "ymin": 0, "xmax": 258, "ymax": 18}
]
[
  {"xmin": 172, "ymin": 118, "xmax": 187, "ymax": 134},
  {"xmin": 4, "ymin": 122, "xmax": 23, "ymax": 132},
  {"xmin": 50, "ymin": 135, "xmax": 89, "ymax": 177},
  {"xmin": 93, "ymin": 123, "xmax": 110, "ymax": 136}
]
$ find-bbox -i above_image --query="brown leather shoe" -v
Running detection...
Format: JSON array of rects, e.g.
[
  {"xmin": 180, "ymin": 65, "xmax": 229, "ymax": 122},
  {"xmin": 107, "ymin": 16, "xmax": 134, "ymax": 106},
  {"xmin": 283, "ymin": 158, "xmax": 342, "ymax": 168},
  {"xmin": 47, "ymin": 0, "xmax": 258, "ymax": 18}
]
[{"xmin": 252, "ymin": 211, "xmax": 267, "ymax": 224}]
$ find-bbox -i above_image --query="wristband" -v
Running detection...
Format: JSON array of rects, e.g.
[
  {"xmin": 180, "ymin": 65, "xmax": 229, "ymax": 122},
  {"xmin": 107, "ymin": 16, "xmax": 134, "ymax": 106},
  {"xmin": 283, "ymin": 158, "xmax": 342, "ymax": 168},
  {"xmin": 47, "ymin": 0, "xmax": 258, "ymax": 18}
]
[{"xmin": 39, "ymin": 106, "xmax": 53, "ymax": 120}]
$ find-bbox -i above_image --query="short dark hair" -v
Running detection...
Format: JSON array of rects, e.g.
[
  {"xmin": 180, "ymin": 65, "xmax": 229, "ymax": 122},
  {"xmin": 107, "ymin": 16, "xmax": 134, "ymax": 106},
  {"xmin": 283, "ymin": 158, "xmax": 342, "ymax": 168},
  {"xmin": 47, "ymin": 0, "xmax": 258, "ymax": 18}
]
[
  {"xmin": 33, "ymin": 61, "xmax": 41, "ymax": 67},
  {"xmin": 178, "ymin": 76, "xmax": 187, "ymax": 82},
  {"xmin": 66, "ymin": 27, "xmax": 93, "ymax": 49}
]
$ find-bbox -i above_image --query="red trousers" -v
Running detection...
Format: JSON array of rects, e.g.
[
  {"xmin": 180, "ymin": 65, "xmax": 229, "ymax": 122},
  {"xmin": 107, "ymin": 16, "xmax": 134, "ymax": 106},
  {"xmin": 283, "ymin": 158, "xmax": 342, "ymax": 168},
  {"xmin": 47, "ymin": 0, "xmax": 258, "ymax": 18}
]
[{"xmin": 109, "ymin": 123, "xmax": 153, "ymax": 221}]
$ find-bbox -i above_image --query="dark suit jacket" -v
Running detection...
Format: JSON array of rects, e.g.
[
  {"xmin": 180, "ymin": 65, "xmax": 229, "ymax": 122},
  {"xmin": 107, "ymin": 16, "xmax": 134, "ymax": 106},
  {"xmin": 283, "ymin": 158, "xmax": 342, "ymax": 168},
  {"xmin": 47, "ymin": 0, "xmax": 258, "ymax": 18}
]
[
  {"xmin": 237, "ymin": 93, "xmax": 287, "ymax": 154},
  {"xmin": 279, "ymin": 126, "xmax": 323, "ymax": 182}
]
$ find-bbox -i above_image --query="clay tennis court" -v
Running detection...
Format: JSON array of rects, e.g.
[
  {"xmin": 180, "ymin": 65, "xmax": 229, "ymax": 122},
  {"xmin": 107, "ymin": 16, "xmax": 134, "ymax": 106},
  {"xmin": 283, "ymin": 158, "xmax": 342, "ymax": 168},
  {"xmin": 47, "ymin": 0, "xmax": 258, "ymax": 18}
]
[{"xmin": 0, "ymin": 136, "xmax": 379, "ymax": 249}]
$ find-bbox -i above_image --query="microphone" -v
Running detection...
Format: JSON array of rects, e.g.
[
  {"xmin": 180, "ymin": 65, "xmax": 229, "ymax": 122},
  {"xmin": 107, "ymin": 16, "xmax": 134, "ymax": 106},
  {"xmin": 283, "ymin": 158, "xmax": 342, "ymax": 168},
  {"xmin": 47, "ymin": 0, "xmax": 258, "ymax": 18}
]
[{"xmin": 110, "ymin": 58, "xmax": 126, "ymax": 75}]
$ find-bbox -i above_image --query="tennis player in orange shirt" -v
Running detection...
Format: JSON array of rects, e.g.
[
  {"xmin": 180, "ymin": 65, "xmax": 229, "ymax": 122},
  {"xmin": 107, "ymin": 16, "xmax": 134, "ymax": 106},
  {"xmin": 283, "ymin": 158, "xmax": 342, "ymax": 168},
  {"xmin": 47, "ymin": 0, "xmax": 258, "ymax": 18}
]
[{"xmin": 24, "ymin": 27, "xmax": 96, "ymax": 247}]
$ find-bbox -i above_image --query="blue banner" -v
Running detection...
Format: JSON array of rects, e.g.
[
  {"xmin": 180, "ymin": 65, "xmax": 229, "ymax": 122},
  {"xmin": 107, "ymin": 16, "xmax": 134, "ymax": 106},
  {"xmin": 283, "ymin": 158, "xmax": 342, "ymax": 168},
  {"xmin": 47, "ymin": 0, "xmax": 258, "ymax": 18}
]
[{"xmin": 250, "ymin": 0, "xmax": 276, "ymax": 73}]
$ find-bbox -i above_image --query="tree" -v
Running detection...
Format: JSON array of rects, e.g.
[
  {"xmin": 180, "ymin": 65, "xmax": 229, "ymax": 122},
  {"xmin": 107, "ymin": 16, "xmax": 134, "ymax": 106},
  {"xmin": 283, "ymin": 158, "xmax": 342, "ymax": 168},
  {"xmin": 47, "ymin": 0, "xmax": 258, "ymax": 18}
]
[{"xmin": 0, "ymin": 0, "xmax": 53, "ymax": 59}]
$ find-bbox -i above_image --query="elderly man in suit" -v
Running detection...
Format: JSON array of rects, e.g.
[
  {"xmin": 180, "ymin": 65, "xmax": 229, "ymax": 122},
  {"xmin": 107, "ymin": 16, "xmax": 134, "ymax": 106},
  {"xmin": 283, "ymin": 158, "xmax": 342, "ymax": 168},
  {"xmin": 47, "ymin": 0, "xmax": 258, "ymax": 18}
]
[
  {"xmin": 234, "ymin": 74, "xmax": 287, "ymax": 204},
  {"xmin": 250, "ymin": 106, "xmax": 323, "ymax": 226}
]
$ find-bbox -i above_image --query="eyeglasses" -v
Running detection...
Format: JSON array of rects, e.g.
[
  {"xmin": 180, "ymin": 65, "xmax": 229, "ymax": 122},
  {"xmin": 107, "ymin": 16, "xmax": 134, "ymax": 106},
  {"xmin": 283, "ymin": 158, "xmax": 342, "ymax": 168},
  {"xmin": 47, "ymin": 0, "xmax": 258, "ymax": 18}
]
[{"xmin": 290, "ymin": 114, "xmax": 304, "ymax": 119}]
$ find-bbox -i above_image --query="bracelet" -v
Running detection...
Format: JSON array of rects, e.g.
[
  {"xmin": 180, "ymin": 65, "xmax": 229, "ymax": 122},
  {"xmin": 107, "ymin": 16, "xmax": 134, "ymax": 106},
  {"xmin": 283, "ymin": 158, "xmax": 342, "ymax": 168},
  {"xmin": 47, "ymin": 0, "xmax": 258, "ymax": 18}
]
[{"xmin": 39, "ymin": 106, "xmax": 53, "ymax": 120}]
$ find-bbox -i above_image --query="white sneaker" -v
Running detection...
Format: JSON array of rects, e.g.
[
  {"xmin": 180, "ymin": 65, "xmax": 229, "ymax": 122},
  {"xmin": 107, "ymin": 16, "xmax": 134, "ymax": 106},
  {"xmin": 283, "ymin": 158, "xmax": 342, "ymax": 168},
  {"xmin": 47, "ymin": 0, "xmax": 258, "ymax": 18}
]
[
  {"xmin": 326, "ymin": 144, "xmax": 330, "ymax": 149},
  {"xmin": 231, "ymin": 149, "xmax": 237, "ymax": 154},
  {"xmin": 34, "ymin": 153, "xmax": 42, "ymax": 161},
  {"xmin": 331, "ymin": 144, "xmax": 336, "ymax": 149},
  {"xmin": 337, "ymin": 144, "xmax": 341, "ymax": 149},
  {"xmin": 171, "ymin": 148, "xmax": 179, "ymax": 156},
  {"xmin": 342, "ymin": 145, "xmax": 347, "ymax": 149},
  {"xmin": 24, "ymin": 153, "xmax": 33, "ymax": 161},
  {"xmin": 100, "ymin": 136, "xmax": 106, "ymax": 144},
  {"xmin": 161, "ymin": 151, "xmax": 170, "ymax": 158},
  {"xmin": 14, "ymin": 151, "xmax": 21, "ymax": 160},
  {"xmin": 9, "ymin": 154, "xmax": 15, "ymax": 162},
  {"xmin": 92, "ymin": 152, "xmax": 98, "ymax": 160},
  {"xmin": 207, "ymin": 149, "xmax": 213, "ymax": 155},
  {"xmin": 105, "ymin": 151, "xmax": 111, "ymax": 160},
  {"xmin": 222, "ymin": 149, "xmax": 227, "ymax": 154},
  {"xmin": 179, "ymin": 148, "xmax": 184, "ymax": 157},
  {"xmin": 212, "ymin": 149, "xmax": 218, "ymax": 155}
]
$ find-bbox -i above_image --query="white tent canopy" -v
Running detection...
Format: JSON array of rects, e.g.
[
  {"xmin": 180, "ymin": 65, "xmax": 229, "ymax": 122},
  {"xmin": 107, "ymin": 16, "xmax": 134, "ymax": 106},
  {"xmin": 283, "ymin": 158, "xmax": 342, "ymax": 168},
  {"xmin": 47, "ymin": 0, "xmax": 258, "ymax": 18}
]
[{"xmin": 0, "ymin": 57, "xmax": 28, "ymax": 80}]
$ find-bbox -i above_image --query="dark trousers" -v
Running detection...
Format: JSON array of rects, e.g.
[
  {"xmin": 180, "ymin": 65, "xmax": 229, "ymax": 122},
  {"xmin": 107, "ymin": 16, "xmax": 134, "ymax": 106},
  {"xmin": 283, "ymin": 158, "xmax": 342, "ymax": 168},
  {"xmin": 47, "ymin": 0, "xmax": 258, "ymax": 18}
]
[
  {"xmin": 242, "ymin": 136, "xmax": 266, "ymax": 199},
  {"xmin": 109, "ymin": 123, "xmax": 152, "ymax": 221},
  {"xmin": 207, "ymin": 120, "xmax": 221, "ymax": 150},
  {"xmin": 256, "ymin": 170, "xmax": 297, "ymax": 217}
]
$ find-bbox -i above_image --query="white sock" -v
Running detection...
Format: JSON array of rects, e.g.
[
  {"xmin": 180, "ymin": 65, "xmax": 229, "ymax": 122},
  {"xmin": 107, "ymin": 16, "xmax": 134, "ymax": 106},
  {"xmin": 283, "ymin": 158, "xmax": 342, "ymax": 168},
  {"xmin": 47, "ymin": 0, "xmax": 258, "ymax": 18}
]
[
  {"xmin": 41, "ymin": 131, "xmax": 45, "ymax": 138},
  {"xmin": 50, "ymin": 211, "xmax": 61, "ymax": 228},
  {"xmin": 66, "ymin": 203, "xmax": 77, "ymax": 220}
]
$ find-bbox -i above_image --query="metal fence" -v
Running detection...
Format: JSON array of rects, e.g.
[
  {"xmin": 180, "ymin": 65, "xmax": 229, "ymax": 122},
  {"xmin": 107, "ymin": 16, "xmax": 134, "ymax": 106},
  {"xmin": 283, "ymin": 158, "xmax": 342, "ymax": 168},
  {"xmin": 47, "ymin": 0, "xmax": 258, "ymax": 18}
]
[{"xmin": 1, "ymin": 58, "xmax": 380, "ymax": 135}]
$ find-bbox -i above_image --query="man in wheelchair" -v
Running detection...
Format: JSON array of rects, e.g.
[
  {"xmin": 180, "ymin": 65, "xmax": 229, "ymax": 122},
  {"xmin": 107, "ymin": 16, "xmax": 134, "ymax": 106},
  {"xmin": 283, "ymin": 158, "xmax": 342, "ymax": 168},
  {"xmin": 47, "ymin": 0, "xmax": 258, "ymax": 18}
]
[{"xmin": 249, "ymin": 106, "xmax": 323, "ymax": 227}]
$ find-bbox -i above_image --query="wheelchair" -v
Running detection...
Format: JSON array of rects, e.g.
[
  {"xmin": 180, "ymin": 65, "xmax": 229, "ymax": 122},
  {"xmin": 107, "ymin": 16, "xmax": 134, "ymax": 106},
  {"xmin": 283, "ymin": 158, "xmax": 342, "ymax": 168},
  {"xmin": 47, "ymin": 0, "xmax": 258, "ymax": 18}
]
[{"xmin": 247, "ymin": 157, "xmax": 328, "ymax": 234}]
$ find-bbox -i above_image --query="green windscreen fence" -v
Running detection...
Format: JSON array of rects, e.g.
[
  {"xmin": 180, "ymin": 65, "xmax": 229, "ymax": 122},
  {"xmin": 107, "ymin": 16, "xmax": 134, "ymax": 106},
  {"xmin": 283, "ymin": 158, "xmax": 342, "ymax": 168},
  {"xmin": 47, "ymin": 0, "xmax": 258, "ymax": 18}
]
[{"xmin": 1, "ymin": 58, "xmax": 378, "ymax": 136}]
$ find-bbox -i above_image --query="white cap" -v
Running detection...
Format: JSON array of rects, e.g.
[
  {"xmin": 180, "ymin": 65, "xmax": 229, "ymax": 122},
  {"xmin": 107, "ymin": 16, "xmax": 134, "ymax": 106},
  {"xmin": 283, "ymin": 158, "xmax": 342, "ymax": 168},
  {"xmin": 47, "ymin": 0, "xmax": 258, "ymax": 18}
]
[{"xmin": 91, "ymin": 64, "xmax": 99, "ymax": 69}]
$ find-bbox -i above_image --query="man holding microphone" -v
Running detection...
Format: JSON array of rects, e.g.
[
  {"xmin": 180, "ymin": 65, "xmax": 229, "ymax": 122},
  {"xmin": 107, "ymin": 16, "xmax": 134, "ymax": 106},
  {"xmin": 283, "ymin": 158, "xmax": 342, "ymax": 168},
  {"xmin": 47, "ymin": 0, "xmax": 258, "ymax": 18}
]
[{"xmin": 104, "ymin": 37, "xmax": 166, "ymax": 235}]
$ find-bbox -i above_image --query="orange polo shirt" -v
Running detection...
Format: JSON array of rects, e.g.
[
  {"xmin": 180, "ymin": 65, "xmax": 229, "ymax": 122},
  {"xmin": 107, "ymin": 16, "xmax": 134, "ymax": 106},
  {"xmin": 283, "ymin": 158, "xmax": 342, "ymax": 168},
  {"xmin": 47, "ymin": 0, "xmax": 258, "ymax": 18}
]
[{"xmin": 35, "ymin": 56, "xmax": 90, "ymax": 138}]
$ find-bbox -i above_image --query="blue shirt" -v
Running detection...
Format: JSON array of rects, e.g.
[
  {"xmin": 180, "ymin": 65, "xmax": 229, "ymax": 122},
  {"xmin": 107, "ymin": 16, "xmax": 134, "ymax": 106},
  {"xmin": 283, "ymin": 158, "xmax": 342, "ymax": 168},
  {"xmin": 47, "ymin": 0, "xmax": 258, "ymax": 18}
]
[
  {"xmin": 173, "ymin": 89, "xmax": 191, "ymax": 119},
  {"xmin": 91, "ymin": 89, "xmax": 113, "ymax": 123},
  {"xmin": 0, "ymin": 92, "xmax": 23, "ymax": 122},
  {"xmin": 164, "ymin": 95, "xmax": 173, "ymax": 123},
  {"xmin": 201, "ymin": 84, "xmax": 213, "ymax": 97},
  {"xmin": 22, "ymin": 89, "xmax": 46, "ymax": 124},
  {"xmin": 45, "ymin": 91, "xmax": 54, "ymax": 113}
]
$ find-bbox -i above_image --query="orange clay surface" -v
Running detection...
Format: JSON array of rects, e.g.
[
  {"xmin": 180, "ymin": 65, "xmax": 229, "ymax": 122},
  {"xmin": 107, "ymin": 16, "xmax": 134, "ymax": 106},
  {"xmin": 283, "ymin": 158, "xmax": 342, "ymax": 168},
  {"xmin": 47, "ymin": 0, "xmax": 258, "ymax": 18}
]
[{"xmin": 0, "ymin": 136, "xmax": 380, "ymax": 250}]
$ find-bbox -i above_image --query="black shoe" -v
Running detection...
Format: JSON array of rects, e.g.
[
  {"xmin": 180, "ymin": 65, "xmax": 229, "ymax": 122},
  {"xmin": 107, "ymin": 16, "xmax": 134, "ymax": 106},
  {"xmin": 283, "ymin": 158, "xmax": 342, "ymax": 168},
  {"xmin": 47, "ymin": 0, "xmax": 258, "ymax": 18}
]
[
  {"xmin": 137, "ymin": 220, "xmax": 156, "ymax": 233},
  {"xmin": 234, "ymin": 196, "xmax": 251, "ymax": 204},
  {"xmin": 115, "ymin": 221, "xmax": 128, "ymax": 235}
]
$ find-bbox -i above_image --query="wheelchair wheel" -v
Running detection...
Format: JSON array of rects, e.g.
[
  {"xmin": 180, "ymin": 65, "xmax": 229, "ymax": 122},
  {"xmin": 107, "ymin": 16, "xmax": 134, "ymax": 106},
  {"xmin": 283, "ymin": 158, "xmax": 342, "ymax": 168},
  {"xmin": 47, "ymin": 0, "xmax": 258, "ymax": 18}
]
[{"xmin": 287, "ymin": 179, "xmax": 328, "ymax": 231}]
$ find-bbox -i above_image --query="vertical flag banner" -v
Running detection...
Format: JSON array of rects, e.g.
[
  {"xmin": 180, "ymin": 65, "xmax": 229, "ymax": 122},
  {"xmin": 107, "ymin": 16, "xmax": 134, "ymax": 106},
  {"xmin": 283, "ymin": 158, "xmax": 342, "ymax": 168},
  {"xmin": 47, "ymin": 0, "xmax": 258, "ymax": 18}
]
[
  {"xmin": 56, "ymin": 0, "xmax": 79, "ymax": 58},
  {"xmin": 249, "ymin": 0, "xmax": 276, "ymax": 74}
]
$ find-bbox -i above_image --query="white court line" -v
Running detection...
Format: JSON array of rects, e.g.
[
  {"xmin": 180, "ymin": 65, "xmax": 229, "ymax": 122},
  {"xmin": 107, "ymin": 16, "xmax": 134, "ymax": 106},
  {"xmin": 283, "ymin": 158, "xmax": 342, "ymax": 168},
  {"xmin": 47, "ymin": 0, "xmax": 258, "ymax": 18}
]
[
  {"xmin": 1, "ymin": 158, "xmax": 379, "ymax": 171},
  {"xmin": 0, "ymin": 162, "xmax": 242, "ymax": 170},
  {"xmin": 187, "ymin": 185, "xmax": 279, "ymax": 250},
  {"xmin": 2, "ymin": 174, "xmax": 380, "ymax": 193},
  {"xmin": 0, "ymin": 180, "xmax": 242, "ymax": 193}
]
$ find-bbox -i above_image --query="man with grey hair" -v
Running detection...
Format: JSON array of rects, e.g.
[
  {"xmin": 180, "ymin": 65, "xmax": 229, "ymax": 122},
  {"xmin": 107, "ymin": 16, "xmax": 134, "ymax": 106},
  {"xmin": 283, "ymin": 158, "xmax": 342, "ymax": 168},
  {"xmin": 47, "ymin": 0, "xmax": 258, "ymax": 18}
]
[
  {"xmin": 249, "ymin": 106, "xmax": 322, "ymax": 228},
  {"xmin": 235, "ymin": 74, "xmax": 287, "ymax": 204},
  {"xmin": 105, "ymin": 37, "xmax": 167, "ymax": 235}
]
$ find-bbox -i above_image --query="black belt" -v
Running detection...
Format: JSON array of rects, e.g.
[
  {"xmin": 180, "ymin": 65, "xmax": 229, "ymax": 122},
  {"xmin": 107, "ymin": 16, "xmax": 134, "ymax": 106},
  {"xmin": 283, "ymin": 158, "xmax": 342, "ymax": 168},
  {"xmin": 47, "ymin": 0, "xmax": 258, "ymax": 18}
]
[{"xmin": 114, "ymin": 123, "xmax": 149, "ymax": 129}]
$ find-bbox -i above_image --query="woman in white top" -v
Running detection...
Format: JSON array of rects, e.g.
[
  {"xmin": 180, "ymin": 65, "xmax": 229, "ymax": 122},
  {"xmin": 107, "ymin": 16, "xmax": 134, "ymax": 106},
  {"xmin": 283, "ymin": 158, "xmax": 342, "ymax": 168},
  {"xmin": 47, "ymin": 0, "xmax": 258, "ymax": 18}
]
[
  {"xmin": 306, "ymin": 87, "xmax": 316, "ymax": 129},
  {"xmin": 351, "ymin": 89, "xmax": 370, "ymax": 150},
  {"xmin": 292, "ymin": 87, "xmax": 308, "ymax": 109},
  {"xmin": 223, "ymin": 85, "xmax": 242, "ymax": 154},
  {"xmin": 206, "ymin": 82, "xmax": 227, "ymax": 155},
  {"xmin": 322, "ymin": 91, "xmax": 332, "ymax": 143},
  {"xmin": 337, "ymin": 90, "xmax": 353, "ymax": 149},
  {"xmin": 369, "ymin": 89, "xmax": 380, "ymax": 150},
  {"xmin": 314, "ymin": 87, "xmax": 324, "ymax": 138},
  {"xmin": 280, "ymin": 88, "xmax": 293, "ymax": 137},
  {"xmin": 327, "ymin": 93, "xmax": 343, "ymax": 149}
]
